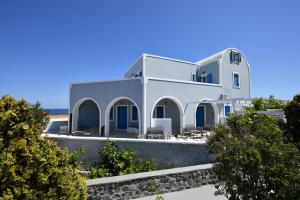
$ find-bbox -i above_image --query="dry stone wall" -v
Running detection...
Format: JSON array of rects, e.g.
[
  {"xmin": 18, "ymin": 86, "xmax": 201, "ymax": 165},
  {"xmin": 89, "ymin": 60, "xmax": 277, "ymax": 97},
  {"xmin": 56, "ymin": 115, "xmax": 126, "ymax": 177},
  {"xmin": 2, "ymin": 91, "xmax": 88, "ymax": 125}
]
[{"xmin": 87, "ymin": 164, "xmax": 216, "ymax": 200}]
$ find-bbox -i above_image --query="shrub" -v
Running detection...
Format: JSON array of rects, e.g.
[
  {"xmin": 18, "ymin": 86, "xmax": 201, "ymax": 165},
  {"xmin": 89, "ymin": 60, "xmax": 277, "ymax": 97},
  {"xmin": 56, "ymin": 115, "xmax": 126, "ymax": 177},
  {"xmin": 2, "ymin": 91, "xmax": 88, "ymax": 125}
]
[
  {"xmin": 89, "ymin": 167, "xmax": 109, "ymax": 179},
  {"xmin": 0, "ymin": 95, "xmax": 87, "ymax": 199},
  {"xmin": 249, "ymin": 95, "xmax": 286, "ymax": 111},
  {"xmin": 123, "ymin": 159, "xmax": 156, "ymax": 174},
  {"xmin": 285, "ymin": 94, "xmax": 300, "ymax": 144},
  {"xmin": 155, "ymin": 195, "xmax": 164, "ymax": 200},
  {"xmin": 207, "ymin": 112, "xmax": 300, "ymax": 200},
  {"xmin": 99, "ymin": 140, "xmax": 135, "ymax": 176},
  {"xmin": 69, "ymin": 147, "xmax": 85, "ymax": 169},
  {"xmin": 94, "ymin": 140, "xmax": 156, "ymax": 177}
]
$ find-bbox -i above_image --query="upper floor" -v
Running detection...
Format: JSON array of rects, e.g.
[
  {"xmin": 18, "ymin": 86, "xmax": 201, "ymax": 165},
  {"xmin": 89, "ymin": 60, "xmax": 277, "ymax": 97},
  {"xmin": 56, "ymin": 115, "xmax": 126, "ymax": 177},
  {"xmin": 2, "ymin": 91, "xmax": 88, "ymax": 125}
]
[{"xmin": 124, "ymin": 48, "xmax": 250, "ymax": 96}]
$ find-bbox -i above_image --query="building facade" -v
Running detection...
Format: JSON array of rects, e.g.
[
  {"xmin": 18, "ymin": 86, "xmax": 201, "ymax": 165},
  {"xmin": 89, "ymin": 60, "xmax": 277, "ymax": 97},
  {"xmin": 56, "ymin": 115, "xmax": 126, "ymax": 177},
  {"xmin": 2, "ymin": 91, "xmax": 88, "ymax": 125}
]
[{"xmin": 69, "ymin": 48, "xmax": 251, "ymax": 137}]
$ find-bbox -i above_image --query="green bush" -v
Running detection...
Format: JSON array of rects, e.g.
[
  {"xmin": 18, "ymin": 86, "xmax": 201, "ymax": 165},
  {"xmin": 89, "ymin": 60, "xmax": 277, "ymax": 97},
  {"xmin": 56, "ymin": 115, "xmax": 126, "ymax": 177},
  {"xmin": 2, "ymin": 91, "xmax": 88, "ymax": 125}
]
[
  {"xmin": 123, "ymin": 159, "xmax": 156, "ymax": 174},
  {"xmin": 155, "ymin": 195, "xmax": 164, "ymax": 200},
  {"xmin": 208, "ymin": 112, "xmax": 300, "ymax": 200},
  {"xmin": 285, "ymin": 94, "xmax": 300, "ymax": 144},
  {"xmin": 0, "ymin": 95, "xmax": 87, "ymax": 200},
  {"xmin": 248, "ymin": 95, "xmax": 286, "ymax": 112},
  {"xmin": 89, "ymin": 167, "xmax": 109, "ymax": 179},
  {"xmin": 90, "ymin": 140, "xmax": 156, "ymax": 178},
  {"xmin": 69, "ymin": 147, "xmax": 86, "ymax": 169}
]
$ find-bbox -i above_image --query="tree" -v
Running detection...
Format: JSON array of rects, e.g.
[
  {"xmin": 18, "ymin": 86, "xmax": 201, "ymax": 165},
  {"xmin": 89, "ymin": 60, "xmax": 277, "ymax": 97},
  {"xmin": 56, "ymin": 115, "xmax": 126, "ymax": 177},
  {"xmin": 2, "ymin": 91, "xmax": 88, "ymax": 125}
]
[
  {"xmin": 250, "ymin": 95, "xmax": 286, "ymax": 111},
  {"xmin": 207, "ymin": 113, "xmax": 300, "ymax": 200},
  {"xmin": 285, "ymin": 94, "xmax": 300, "ymax": 144},
  {"xmin": 0, "ymin": 95, "xmax": 86, "ymax": 200}
]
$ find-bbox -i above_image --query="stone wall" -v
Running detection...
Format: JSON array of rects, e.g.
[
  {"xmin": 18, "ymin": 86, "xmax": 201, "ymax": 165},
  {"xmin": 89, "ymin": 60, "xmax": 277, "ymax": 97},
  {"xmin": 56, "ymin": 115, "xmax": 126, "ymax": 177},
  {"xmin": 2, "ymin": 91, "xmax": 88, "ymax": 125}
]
[
  {"xmin": 87, "ymin": 164, "xmax": 216, "ymax": 200},
  {"xmin": 48, "ymin": 134, "xmax": 214, "ymax": 167}
]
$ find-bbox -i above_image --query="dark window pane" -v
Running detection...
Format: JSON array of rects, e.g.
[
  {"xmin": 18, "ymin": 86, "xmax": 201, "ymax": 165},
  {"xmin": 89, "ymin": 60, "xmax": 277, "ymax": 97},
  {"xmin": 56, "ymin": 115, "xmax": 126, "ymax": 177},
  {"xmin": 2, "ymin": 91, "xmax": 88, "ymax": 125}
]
[
  {"xmin": 109, "ymin": 107, "xmax": 114, "ymax": 120},
  {"xmin": 132, "ymin": 106, "xmax": 138, "ymax": 121},
  {"xmin": 156, "ymin": 106, "xmax": 164, "ymax": 118}
]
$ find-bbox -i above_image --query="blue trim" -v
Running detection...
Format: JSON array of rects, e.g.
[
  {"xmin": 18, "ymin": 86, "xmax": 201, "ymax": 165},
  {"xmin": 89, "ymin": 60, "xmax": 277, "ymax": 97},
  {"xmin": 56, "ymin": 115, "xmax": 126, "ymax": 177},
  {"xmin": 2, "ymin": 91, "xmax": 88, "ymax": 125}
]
[
  {"xmin": 196, "ymin": 106, "xmax": 205, "ymax": 127},
  {"xmin": 207, "ymin": 73, "xmax": 212, "ymax": 83},
  {"xmin": 117, "ymin": 106, "xmax": 127, "ymax": 130},
  {"xmin": 233, "ymin": 73, "xmax": 240, "ymax": 88},
  {"xmin": 224, "ymin": 105, "xmax": 231, "ymax": 116}
]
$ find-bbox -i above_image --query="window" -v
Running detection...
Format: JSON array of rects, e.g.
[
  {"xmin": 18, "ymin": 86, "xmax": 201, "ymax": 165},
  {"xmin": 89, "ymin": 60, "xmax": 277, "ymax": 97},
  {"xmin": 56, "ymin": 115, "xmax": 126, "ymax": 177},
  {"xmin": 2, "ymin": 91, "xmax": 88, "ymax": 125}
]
[
  {"xmin": 138, "ymin": 70, "xmax": 143, "ymax": 77},
  {"xmin": 155, "ymin": 105, "xmax": 165, "ymax": 118},
  {"xmin": 109, "ymin": 107, "xmax": 114, "ymax": 121},
  {"xmin": 131, "ymin": 70, "xmax": 143, "ymax": 78},
  {"xmin": 196, "ymin": 71, "xmax": 213, "ymax": 83},
  {"xmin": 196, "ymin": 76, "xmax": 202, "ymax": 82},
  {"xmin": 224, "ymin": 105, "xmax": 231, "ymax": 116},
  {"xmin": 191, "ymin": 73, "xmax": 196, "ymax": 82},
  {"xmin": 131, "ymin": 105, "xmax": 138, "ymax": 121},
  {"xmin": 230, "ymin": 50, "xmax": 241, "ymax": 64},
  {"xmin": 233, "ymin": 73, "xmax": 240, "ymax": 88}
]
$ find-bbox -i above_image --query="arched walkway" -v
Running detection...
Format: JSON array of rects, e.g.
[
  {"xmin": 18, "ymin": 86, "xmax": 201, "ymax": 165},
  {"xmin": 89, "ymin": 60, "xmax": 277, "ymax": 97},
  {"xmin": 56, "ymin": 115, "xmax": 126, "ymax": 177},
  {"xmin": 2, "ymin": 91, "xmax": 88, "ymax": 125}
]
[
  {"xmin": 195, "ymin": 99, "xmax": 219, "ymax": 128},
  {"xmin": 151, "ymin": 96, "xmax": 184, "ymax": 135},
  {"xmin": 72, "ymin": 97, "xmax": 101, "ymax": 136},
  {"xmin": 105, "ymin": 97, "xmax": 141, "ymax": 137}
]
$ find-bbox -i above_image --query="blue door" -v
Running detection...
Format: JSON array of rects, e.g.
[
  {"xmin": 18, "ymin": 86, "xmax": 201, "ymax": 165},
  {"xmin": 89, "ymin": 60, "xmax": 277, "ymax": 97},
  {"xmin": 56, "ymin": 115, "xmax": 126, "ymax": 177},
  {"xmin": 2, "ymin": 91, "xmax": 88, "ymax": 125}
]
[
  {"xmin": 196, "ymin": 106, "xmax": 205, "ymax": 127},
  {"xmin": 224, "ymin": 105, "xmax": 231, "ymax": 116},
  {"xmin": 117, "ymin": 106, "xmax": 127, "ymax": 130}
]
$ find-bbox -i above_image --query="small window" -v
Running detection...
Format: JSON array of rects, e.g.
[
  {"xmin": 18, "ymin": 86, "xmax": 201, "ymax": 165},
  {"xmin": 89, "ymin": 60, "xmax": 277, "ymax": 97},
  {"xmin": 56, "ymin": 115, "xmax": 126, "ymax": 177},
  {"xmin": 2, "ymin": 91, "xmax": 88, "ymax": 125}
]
[
  {"xmin": 155, "ymin": 105, "xmax": 164, "ymax": 118},
  {"xmin": 230, "ymin": 50, "xmax": 241, "ymax": 64},
  {"xmin": 138, "ymin": 70, "xmax": 143, "ymax": 77},
  {"xmin": 233, "ymin": 73, "xmax": 240, "ymax": 88},
  {"xmin": 109, "ymin": 107, "xmax": 114, "ymax": 121},
  {"xmin": 224, "ymin": 105, "xmax": 231, "ymax": 116},
  {"xmin": 131, "ymin": 106, "xmax": 138, "ymax": 121},
  {"xmin": 202, "ymin": 76, "xmax": 207, "ymax": 83}
]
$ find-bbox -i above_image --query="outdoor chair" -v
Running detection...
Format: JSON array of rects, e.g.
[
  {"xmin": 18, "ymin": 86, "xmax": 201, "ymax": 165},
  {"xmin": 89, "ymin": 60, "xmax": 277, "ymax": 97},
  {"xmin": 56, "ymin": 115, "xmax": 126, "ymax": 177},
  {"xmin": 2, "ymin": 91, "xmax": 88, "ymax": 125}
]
[{"xmin": 183, "ymin": 124, "xmax": 203, "ymax": 139}]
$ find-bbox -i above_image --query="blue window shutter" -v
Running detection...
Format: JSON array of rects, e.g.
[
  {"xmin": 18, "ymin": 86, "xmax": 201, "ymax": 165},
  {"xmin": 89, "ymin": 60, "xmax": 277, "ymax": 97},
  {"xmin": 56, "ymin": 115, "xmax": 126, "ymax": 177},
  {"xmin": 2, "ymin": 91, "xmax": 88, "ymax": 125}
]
[
  {"xmin": 131, "ymin": 106, "xmax": 138, "ymax": 121},
  {"xmin": 230, "ymin": 51, "xmax": 233, "ymax": 64},
  {"xmin": 238, "ymin": 53, "xmax": 241, "ymax": 63},
  {"xmin": 225, "ymin": 106, "xmax": 231, "ymax": 116},
  {"xmin": 207, "ymin": 74, "xmax": 212, "ymax": 83}
]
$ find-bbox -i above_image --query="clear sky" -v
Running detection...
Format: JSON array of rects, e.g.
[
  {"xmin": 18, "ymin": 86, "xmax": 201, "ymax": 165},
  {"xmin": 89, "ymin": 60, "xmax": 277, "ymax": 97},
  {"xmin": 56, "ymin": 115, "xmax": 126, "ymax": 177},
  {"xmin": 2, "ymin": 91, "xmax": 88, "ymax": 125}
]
[{"xmin": 0, "ymin": 0, "xmax": 299, "ymax": 108}]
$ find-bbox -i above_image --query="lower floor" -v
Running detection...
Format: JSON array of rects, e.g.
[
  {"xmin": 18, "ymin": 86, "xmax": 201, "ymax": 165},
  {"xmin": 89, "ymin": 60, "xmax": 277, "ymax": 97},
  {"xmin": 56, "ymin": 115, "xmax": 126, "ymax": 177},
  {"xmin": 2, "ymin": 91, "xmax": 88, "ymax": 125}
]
[{"xmin": 70, "ymin": 95, "xmax": 250, "ymax": 138}]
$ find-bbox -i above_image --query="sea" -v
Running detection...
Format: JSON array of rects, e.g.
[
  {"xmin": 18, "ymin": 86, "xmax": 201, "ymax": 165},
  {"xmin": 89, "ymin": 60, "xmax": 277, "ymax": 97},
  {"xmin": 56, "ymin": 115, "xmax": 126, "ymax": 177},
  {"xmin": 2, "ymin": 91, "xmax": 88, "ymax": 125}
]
[{"xmin": 44, "ymin": 109, "xmax": 68, "ymax": 115}]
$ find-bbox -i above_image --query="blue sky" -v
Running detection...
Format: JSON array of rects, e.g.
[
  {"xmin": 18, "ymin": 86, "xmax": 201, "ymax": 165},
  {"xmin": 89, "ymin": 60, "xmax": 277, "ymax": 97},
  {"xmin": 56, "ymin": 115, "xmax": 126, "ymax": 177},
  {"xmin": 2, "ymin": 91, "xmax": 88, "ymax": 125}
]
[{"xmin": 0, "ymin": 0, "xmax": 299, "ymax": 108}]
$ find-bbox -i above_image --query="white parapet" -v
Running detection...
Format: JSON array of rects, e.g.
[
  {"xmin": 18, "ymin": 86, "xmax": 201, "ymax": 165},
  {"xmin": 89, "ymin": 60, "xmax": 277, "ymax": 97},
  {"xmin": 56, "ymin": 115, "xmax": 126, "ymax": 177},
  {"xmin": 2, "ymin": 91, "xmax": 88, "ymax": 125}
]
[{"xmin": 151, "ymin": 118, "xmax": 172, "ymax": 139}]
